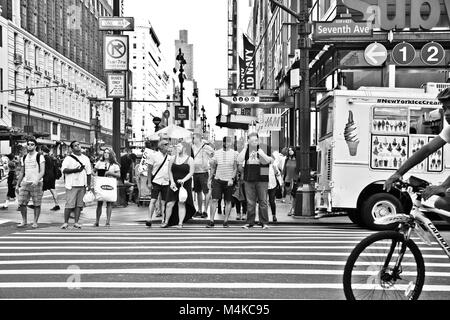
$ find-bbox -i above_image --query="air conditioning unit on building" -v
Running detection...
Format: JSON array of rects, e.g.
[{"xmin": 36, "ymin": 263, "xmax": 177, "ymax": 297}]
[
  {"xmin": 14, "ymin": 54, "xmax": 23, "ymax": 65},
  {"xmin": 422, "ymin": 82, "xmax": 450, "ymax": 94}
]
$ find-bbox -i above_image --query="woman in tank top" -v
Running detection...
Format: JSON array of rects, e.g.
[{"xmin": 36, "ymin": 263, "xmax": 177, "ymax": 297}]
[{"xmin": 162, "ymin": 141, "xmax": 196, "ymax": 228}]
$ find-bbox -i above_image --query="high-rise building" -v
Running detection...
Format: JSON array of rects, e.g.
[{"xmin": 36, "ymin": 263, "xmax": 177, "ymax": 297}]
[
  {"xmin": 175, "ymin": 30, "xmax": 194, "ymax": 80},
  {"xmin": 127, "ymin": 19, "xmax": 173, "ymax": 146}
]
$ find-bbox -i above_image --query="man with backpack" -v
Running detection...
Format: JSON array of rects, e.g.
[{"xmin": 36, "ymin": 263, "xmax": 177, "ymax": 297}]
[
  {"xmin": 15, "ymin": 137, "xmax": 46, "ymax": 229},
  {"xmin": 40, "ymin": 146, "xmax": 61, "ymax": 211},
  {"xmin": 60, "ymin": 140, "xmax": 92, "ymax": 229}
]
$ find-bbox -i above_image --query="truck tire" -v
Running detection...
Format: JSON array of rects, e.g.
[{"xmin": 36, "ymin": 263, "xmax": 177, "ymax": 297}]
[
  {"xmin": 347, "ymin": 209, "xmax": 363, "ymax": 226},
  {"xmin": 361, "ymin": 193, "xmax": 402, "ymax": 231}
]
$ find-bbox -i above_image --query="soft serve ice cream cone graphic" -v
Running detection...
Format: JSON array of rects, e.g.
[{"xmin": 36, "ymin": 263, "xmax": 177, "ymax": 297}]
[{"xmin": 344, "ymin": 111, "xmax": 360, "ymax": 156}]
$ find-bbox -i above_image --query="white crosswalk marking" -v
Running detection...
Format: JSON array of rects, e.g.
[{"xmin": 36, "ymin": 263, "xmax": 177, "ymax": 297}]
[{"xmin": 0, "ymin": 224, "xmax": 448, "ymax": 299}]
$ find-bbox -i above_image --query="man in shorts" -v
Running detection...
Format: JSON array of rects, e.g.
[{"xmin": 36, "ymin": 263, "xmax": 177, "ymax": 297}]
[
  {"xmin": 192, "ymin": 132, "xmax": 214, "ymax": 218},
  {"xmin": 146, "ymin": 139, "xmax": 171, "ymax": 227},
  {"xmin": 15, "ymin": 137, "xmax": 46, "ymax": 229},
  {"xmin": 60, "ymin": 141, "xmax": 92, "ymax": 229},
  {"xmin": 206, "ymin": 136, "xmax": 237, "ymax": 228}
]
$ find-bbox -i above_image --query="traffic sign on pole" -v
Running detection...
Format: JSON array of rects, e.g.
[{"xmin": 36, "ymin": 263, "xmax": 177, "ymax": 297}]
[
  {"xmin": 421, "ymin": 42, "xmax": 445, "ymax": 66},
  {"xmin": 99, "ymin": 17, "xmax": 135, "ymax": 31},
  {"xmin": 106, "ymin": 73, "xmax": 126, "ymax": 98},
  {"xmin": 392, "ymin": 42, "xmax": 416, "ymax": 66},
  {"xmin": 364, "ymin": 43, "xmax": 387, "ymax": 66},
  {"xmin": 104, "ymin": 35, "xmax": 129, "ymax": 71},
  {"xmin": 175, "ymin": 106, "xmax": 189, "ymax": 121}
]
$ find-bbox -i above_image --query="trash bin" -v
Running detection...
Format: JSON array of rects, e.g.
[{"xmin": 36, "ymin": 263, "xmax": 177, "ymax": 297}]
[
  {"xmin": 294, "ymin": 183, "xmax": 315, "ymax": 217},
  {"xmin": 115, "ymin": 183, "xmax": 128, "ymax": 207}
]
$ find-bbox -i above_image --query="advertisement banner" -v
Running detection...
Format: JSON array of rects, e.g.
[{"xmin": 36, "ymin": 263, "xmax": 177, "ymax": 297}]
[{"xmin": 243, "ymin": 34, "xmax": 256, "ymax": 89}]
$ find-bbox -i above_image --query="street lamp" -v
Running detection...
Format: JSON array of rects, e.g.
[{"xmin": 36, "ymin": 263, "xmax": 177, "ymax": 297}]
[
  {"xmin": 24, "ymin": 87, "xmax": 34, "ymax": 135},
  {"xmin": 175, "ymin": 48, "xmax": 187, "ymax": 128},
  {"xmin": 200, "ymin": 105, "xmax": 207, "ymax": 133}
]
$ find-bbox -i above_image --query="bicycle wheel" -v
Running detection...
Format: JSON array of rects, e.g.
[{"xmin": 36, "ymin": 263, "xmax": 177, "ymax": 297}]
[{"xmin": 343, "ymin": 231, "xmax": 425, "ymax": 300}]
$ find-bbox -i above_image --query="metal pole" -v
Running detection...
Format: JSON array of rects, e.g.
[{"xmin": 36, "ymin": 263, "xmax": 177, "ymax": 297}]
[
  {"xmin": 179, "ymin": 62, "xmax": 185, "ymax": 128},
  {"xmin": 112, "ymin": 0, "xmax": 122, "ymax": 157}
]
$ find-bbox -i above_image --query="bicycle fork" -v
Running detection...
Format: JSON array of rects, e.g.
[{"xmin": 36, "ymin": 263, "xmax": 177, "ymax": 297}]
[{"xmin": 381, "ymin": 227, "xmax": 412, "ymax": 284}]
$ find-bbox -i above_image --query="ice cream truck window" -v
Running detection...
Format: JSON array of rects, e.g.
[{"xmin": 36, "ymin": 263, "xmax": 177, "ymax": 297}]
[
  {"xmin": 409, "ymin": 107, "xmax": 443, "ymax": 135},
  {"xmin": 319, "ymin": 100, "xmax": 334, "ymax": 141}
]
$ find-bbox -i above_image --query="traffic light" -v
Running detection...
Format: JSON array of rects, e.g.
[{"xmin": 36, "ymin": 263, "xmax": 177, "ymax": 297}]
[{"xmin": 193, "ymin": 88, "xmax": 198, "ymax": 98}]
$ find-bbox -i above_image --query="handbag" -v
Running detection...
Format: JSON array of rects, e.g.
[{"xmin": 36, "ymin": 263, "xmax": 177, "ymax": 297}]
[
  {"xmin": 178, "ymin": 184, "xmax": 188, "ymax": 203},
  {"xmin": 93, "ymin": 176, "xmax": 118, "ymax": 202},
  {"xmin": 83, "ymin": 190, "xmax": 96, "ymax": 203}
]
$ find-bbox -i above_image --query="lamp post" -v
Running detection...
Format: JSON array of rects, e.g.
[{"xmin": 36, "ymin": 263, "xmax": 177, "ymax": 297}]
[
  {"xmin": 175, "ymin": 48, "xmax": 187, "ymax": 128},
  {"xmin": 200, "ymin": 105, "xmax": 207, "ymax": 133},
  {"xmin": 24, "ymin": 87, "xmax": 34, "ymax": 135}
]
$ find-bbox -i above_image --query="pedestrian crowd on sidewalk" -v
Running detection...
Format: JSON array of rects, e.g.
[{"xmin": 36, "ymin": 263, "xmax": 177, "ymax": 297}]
[{"xmin": 0, "ymin": 131, "xmax": 301, "ymax": 230}]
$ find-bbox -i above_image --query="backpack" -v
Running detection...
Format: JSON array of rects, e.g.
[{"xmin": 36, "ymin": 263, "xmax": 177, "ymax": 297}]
[
  {"xmin": 53, "ymin": 157, "xmax": 62, "ymax": 179},
  {"xmin": 22, "ymin": 153, "xmax": 42, "ymax": 172}
]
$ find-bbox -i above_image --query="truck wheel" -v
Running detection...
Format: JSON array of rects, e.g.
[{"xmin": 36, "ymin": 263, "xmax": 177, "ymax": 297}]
[
  {"xmin": 347, "ymin": 209, "xmax": 363, "ymax": 226},
  {"xmin": 361, "ymin": 193, "xmax": 402, "ymax": 231}
]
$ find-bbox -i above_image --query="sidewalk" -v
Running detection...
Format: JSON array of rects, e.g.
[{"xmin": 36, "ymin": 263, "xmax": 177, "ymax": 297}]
[{"xmin": 0, "ymin": 198, "xmax": 352, "ymax": 227}]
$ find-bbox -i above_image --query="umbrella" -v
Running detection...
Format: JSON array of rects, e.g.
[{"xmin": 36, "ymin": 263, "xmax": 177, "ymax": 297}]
[{"xmin": 156, "ymin": 125, "xmax": 193, "ymax": 140}]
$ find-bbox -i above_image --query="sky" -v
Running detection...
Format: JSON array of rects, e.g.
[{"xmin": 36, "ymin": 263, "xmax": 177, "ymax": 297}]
[{"xmin": 123, "ymin": 0, "xmax": 253, "ymax": 139}]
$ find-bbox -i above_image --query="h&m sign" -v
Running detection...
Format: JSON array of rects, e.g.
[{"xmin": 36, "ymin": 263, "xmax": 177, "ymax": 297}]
[
  {"xmin": 256, "ymin": 114, "xmax": 282, "ymax": 133},
  {"xmin": 342, "ymin": 0, "xmax": 450, "ymax": 31}
]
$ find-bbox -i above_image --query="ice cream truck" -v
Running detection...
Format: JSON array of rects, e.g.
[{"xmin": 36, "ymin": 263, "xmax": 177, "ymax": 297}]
[{"xmin": 316, "ymin": 83, "xmax": 450, "ymax": 230}]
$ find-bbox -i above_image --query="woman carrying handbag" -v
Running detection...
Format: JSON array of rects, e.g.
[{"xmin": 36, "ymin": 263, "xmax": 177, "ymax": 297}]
[
  {"xmin": 162, "ymin": 141, "xmax": 196, "ymax": 229},
  {"xmin": 93, "ymin": 148, "xmax": 121, "ymax": 227}
]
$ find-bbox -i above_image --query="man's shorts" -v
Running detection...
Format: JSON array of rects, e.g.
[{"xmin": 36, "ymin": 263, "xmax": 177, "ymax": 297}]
[
  {"xmin": 65, "ymin": 187, "xmax": 86, "ymax": 209},
  {"xmin": 211, "ymin": 179, "xmax": 233, "ymax": 202},
  {"xmin": 193, "ymin": 172, "xmax": 209, "ymax": 194},
  {"xmin": 18, "ymin": 182, "xmax": 44, "ymax": 207},
  {"xmin": 151, "ymin": 183, "xmax": 169, "ymax": 200}
]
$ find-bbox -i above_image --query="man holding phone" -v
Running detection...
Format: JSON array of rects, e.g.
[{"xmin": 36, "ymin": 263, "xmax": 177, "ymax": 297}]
[{"xmin": 60, "ymin": 140, "xmax": 92, "ymax": 229}]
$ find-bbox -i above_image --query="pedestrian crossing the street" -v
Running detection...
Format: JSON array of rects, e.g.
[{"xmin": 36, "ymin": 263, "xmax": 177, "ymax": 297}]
[{"xmin": 0, "ymin": 224, "xmax": 449, "ymax": 299}]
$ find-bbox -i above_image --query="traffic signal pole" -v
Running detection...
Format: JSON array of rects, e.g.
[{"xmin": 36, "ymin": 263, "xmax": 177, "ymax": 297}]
[{"xmin": 270, "ymin": 0, "xmax": 314, "ymax": 217}]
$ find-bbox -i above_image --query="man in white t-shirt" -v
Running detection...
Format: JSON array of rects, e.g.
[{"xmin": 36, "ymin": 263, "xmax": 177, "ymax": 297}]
[
  {"xmin": 385, "ymin": 88, "xmax": 450, "ymax": 211},
  {"xmin": 60, "ymin": 141, "xmax": 92, "ymax": 229},
  {"xmin": 145, "ymin": 139, "xmax": 171, "ymax": 227},
  {"xmin": 15, "ymin": 137, "xmax": 46, "ymax": 229}
]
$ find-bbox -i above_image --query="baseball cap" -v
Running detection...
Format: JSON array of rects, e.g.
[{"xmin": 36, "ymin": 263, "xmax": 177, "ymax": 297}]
[{"xmin": 437, "ymin": 87, "xmax": 450, "ymax": 102}]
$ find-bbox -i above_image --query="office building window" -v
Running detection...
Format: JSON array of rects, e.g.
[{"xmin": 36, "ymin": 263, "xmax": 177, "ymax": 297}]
[{"xmin": 52, "ymin": 123, "xmax": 58, "ymax": 135}]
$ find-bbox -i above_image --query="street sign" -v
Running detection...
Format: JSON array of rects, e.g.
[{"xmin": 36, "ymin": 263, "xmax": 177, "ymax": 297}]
[
  {"xmin": 99, "ymin": 17, "xmax": 135, "ymax": 31},
  {"xmin": 104, "ymin": 35, "xmax": 129, "ymax": 71},
  {"xmin": 364, "ymin": 43, "xmax": 387, "ymax": 66},
  {"xmin": 314, "ymin": 18, "xmax": 372, "ymax": 40},
  {"xmin": 175, "ymin": 106, "xmax": 189, "ymax": 121},
  {"xmin": 421, "ymin": 42, "xmax": 445, "ymax": 66},
  {"xmin": 392, "ymin": 42, "xmax": 416, "ymax": 66},
  {"xmin": 106, "ymin": 73, "xmax": 126, "ymax": 98}
]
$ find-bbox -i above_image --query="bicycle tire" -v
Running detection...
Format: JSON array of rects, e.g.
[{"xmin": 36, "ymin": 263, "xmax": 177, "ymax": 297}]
[{"xmin": 343, "ymin": 231, "xmax": 425, "ymax": 300}]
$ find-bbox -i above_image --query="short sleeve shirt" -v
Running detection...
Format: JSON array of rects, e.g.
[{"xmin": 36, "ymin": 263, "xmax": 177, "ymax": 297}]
[
  {"xmin": 22, "ymin": 153, "xmax": 46, "ymax": 183},
  {"xmin": 439, "ymin": 126, "xmax": 450, "ymax": 143},
  {"xmin": 192, "ymin": 144, "xmax": 214, "ymax": 173},
  {"xmin": 212, "ymin": 149, "xmax": 237, "ymax": 181},
  {"xmin": 147, "ymin": 151, "xmax": 170, "ymax": 186},
  {"xmin": 61, "ymin": 154, "xmax": 92, "ymax": 189}
]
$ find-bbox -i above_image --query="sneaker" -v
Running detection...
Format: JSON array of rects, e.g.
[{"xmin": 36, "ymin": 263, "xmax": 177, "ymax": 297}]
[
  {"xmin": 272, "ymin": 216, "xmax": 278, "ymax": 222},
  {"xmin": 73, "ymin": 223, "xmax": 82, "ymax": 229},
  {"xmin": 223, "ymin": 222, "xmax": 229, "ymax": 228},
  {"xmin": 242, "ymin": 224, "xmax": 253, "ymax": 229},
  {"xmin": 60, "ymin": 223, "xmax": 69, "ymax": 230},
  {"xmin": 201, "ymin": 212, "xmax": 208, "ymax": 219},
  {"xmin": 236, "ymin": 216, "xmax": 241, "ymax": 221},
  {"xmin": 205, "ymin": 221, "xmax": 215, "ymax": 228},
  {"xmin": 288, "ymin": 209, "xmax": 294, "ymax": 216},
  {"xmin": 145, "ymin": 221, "xmax": 152, "ymax": 227},
  {"xmin": 50, "ymin": 205, "xmax": 60, "ymax": 211},
  {"xmin": 194, "ymin": 211, "xmax": 202, "ymax": 218},
  {"xmin": 262, "ymin": 224, "xmax": 270, "ymax": 230}
]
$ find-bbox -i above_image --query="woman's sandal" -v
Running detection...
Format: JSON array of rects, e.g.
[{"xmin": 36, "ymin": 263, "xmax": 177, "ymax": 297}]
[
  {"xmin": 93, "ymin": 222, "xmax": 99, "ymax": 227},
  {"xmin": 176, "ymin": 224, "xmax": 183, "ymax": 229},
  {"xmin": 160, "ymin": 222, "xmax": 169, "ymax": 228}
]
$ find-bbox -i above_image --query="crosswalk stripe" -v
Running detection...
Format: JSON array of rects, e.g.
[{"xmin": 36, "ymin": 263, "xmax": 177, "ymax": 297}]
[
  {"xmin": 0, "ymin": 251, "xmax": 448, "ymax": 259},
  {"xmin": 0, "ymin": 268, "xmax": 449, "ymax": 277},
  {"xmin": 0, "ymin": 258, "xmax": 449, "ymax": 267},
  {"xmin": 0, "ymin": 282, "xmax": 448, "ymax": 292}
]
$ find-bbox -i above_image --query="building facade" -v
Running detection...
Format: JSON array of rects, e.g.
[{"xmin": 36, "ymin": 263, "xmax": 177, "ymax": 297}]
[
  {"xmin": 0, "ymin": 0, "xmax": 116, "ymax": 155},
  {"xmin": 127, "ymin": 19, "xmax": 173, "ymax": 146}
]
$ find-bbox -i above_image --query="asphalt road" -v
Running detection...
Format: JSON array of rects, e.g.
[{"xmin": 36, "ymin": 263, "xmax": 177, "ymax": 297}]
[{"xmin": 0, "ymin": 223, "xmax": 449, "ymax": 300}]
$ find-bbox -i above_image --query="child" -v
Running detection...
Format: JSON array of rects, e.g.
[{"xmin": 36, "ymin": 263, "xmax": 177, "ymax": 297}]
[
  {"xmin": 232, "ymin": 172, "xmax": 247, "ymax": 220},
  {"xmin": 1, "ymin": 162, "xmax": 18, "ymax": 209}
]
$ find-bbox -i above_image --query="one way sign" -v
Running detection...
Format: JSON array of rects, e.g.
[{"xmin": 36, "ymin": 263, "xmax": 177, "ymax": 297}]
[{"xmin": 99, "ymin": 17, "xmax": 135, "ymax": 31}]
